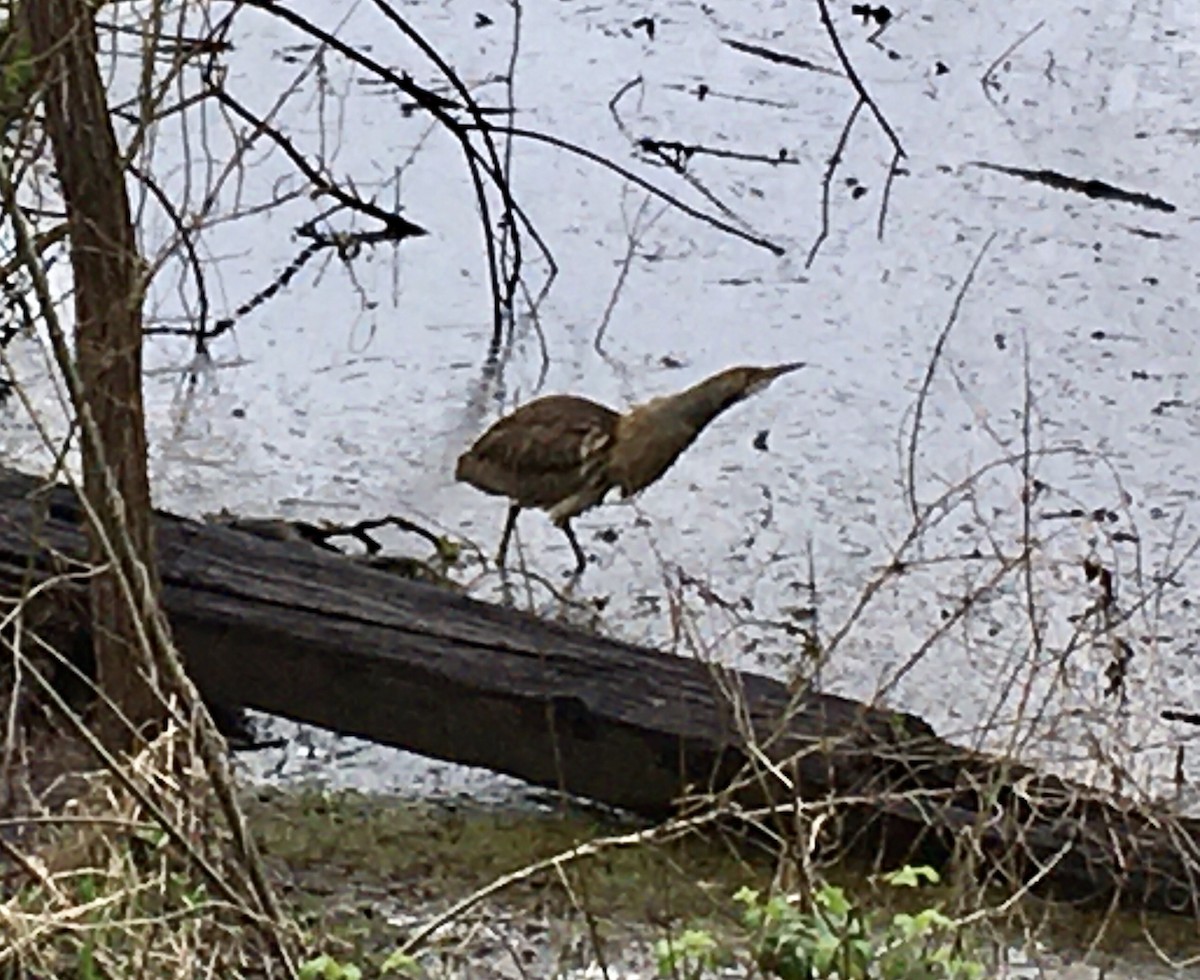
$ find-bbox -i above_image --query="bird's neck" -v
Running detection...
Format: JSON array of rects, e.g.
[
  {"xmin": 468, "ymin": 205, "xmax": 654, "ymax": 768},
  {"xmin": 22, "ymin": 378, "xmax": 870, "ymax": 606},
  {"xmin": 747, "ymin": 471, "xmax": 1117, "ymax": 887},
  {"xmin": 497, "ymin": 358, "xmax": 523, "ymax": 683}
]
[
  {"xmin": 611, "ymin": 375, "xmax": 747, "ymax": 496},
  {"xmin": 643, "ymin": 373, "xmax": 747, "ymax": 434}
]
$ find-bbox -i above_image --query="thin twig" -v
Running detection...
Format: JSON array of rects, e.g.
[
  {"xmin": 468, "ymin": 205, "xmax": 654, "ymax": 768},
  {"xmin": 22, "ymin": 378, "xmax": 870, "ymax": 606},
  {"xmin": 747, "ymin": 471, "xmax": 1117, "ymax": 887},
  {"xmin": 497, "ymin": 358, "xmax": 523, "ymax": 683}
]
[
  {"xmin": 906, "ymin": 232, "xmax": 997, "ymax": 519},
  {"xmin": 876, "ymin": 147, "xmax": 903, "ymax": 241},
  {"xmin": 981, "ymin": 19, "xmax": 1046, "ymax": 109},
  {"xmin": 1020, "ymin": 337, "xmax": 1043, "ymax": 656},
  {"xmin": 806, "ymin": 97, "xmax": 862, "ymax": 268},
  {"xmin": 397, "ymin": 814, "xmax": 729, "ymax": 956},
  {"xmin": 594, "ymin": 192, "xmax": 664, "ymax": 355}
]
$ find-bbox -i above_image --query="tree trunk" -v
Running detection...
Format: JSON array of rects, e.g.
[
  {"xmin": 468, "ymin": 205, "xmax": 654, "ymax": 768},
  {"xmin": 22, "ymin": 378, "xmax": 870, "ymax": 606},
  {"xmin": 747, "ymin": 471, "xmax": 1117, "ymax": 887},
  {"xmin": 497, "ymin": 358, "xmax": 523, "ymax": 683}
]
[{"xmin": 23, "ymin": 0, "xmax": 166, "ymax": 745}]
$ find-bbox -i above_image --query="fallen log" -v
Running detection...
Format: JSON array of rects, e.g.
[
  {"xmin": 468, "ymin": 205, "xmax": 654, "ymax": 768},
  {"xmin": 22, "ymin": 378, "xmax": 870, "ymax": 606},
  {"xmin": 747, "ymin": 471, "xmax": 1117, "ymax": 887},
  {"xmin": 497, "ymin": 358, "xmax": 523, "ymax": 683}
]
[{"xmin": 0, "ymin": 465, "xmax": 1196, "ymax": 917}]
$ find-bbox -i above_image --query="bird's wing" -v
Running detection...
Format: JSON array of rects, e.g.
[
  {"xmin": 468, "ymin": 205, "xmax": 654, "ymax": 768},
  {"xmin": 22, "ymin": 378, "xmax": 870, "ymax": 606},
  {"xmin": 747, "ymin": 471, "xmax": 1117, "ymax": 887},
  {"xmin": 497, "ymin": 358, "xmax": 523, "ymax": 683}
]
[
  {"xmin": 472, "ymin": 395, "xmax": 617, "ymax": 466},
  {"xmin": 458, "ymin": 395, "xmax": 619, "ymax": 506}
]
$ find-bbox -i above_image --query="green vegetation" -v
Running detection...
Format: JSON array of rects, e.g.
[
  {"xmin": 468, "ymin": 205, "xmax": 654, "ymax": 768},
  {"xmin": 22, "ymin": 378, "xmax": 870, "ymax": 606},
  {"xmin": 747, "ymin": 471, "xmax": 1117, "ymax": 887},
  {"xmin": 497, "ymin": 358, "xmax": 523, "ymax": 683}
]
[
  {"xmin": 657, "ymin": 867, "xmax": 983, "ymax": 980},
  {"xmin": 251, "ymin": 789, "xmax": 990, "ymax": 979}
]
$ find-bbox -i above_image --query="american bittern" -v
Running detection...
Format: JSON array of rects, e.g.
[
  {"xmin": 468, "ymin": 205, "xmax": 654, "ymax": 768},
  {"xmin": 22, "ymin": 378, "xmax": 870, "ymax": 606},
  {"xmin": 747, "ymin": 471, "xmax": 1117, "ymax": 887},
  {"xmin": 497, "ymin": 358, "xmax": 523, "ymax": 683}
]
[{"xmin": 455, "ymin": 362, "xmax": 805, "ymax": 573}]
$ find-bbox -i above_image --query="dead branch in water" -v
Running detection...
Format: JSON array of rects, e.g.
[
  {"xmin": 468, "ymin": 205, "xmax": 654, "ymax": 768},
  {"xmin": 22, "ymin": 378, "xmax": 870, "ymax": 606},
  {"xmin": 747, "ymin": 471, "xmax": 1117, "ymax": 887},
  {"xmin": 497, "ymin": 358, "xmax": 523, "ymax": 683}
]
[{"xmin": 969, "ymin": 161, "xmax": 1177, "ymax": 213}]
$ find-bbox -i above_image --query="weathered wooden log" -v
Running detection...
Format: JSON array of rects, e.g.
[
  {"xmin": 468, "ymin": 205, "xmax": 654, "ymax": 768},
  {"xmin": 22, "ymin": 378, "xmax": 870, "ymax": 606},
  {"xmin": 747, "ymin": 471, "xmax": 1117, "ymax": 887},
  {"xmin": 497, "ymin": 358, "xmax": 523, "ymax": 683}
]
[{"xmin": 0, "ymin": 465, "xmax": 1196, "ymax": 917}]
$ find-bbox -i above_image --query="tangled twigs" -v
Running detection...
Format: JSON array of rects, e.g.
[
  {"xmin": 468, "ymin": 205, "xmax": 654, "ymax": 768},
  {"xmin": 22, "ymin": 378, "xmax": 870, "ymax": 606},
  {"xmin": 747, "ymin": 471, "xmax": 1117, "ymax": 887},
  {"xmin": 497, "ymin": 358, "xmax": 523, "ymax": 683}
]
[
  {"xmin": 204, "ymin": 73, "xmax": 428, "ymax": 240},
  {"xmin": 183, "ymin": 71, "xmax": 426, "ymax": 343},
  {"xmin": 0, "ymin": 156, "xmax": 299, "ymax": 975},
  {"xmin": 483, "ymin": 123, "xmax": 784, "ymax": 256},
  {"xmin": 236, "ymin": 0, "xmax": 528, "ymax": 359}
]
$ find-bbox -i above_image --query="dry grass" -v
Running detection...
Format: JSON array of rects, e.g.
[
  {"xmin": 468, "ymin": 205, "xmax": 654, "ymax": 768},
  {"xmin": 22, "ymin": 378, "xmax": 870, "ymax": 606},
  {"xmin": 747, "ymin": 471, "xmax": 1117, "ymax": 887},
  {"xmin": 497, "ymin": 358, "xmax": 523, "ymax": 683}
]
[{"xmin": 0, "ymin": 716, "xmax": 299, "ymax": 979}]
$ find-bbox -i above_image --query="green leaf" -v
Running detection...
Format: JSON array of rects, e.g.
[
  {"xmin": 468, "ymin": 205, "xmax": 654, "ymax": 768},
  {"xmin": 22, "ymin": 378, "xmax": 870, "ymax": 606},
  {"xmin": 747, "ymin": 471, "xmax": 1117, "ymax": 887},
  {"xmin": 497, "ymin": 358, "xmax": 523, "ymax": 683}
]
[
  {"xmin": 380, "ymin": 950, "xmax": 420, "ymax": 975},
  {"xmin": 815, "ymin": 884, "xmax": 851, "ymax": 919},
  {"xmin": 299, "ymin": 954, "xmax": 361, "ymax": 980},
  {"xmin": 912, "ymin": 908, "xmax": 953, "ymax": 931},
  {"xmin": 733, "ymin": 885, "xmax": 759, "ymax": 905},
  {"xmin": 882, "ymin": 865, "xmax": 940, "ymax": 888},
  {"xmin": 299, "ymin": 955, "xmax": 333, "ymax": 980}
]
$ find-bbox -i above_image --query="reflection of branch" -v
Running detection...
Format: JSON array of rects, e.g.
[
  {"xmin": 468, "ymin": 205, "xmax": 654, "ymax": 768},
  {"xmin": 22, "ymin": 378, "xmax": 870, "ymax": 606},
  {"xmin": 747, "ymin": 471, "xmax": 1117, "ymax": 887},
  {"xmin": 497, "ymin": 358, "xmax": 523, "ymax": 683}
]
[
  {"xmin": 204, "ymin": 243, "xmax": 324, "ymax": 341},
  {"xmin": 130, "ymin": 164, "xmax": 211, "ymax": 346},
  {"xmin": 663, "ymin": 81, "xmax": 795, "ymax": 111},
  {"xmin": 612, "ymin": 80, "xmax": 738, "ymax": 226},
  {"xmin": 488, "ymin": 1, "xmax": 555, "ymax": 388},
  {"xmin": 732, "ymin": 7, "xmax": 906, "ymax": 256},
  {"xmin": 365, "ymin": 0, "xmax": 520, "ymax": 353},
  {"xmin": 876, "ymin": 149, "xmax": 903, "ymax": 241},
  {"xmin": 610, "ymin": 78, "xmax": 778, "ymax": 232},
  {"xmin": 168, "ymin": 75, "xmax": 429, "ymax": 344},
  {"xmin": 497, "ymin": 0, "xmax": 524, "ymax": 330}
]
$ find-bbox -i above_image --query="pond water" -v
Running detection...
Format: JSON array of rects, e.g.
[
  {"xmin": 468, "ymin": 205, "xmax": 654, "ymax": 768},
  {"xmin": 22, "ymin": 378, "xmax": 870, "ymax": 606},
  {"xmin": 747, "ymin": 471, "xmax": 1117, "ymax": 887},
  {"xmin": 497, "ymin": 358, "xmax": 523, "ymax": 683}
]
[{"xmin": 2, "ymin": 0, "xmax": 1199, "ymax": 971}]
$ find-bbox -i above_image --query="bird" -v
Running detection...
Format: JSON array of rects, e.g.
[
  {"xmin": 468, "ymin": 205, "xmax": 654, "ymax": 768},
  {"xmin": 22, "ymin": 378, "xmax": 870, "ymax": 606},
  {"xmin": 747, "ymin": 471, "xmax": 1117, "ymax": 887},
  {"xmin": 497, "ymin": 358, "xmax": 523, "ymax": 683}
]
[{"xmin": 454, "ymin": 361, "xmax": 805, "ymax": 574}]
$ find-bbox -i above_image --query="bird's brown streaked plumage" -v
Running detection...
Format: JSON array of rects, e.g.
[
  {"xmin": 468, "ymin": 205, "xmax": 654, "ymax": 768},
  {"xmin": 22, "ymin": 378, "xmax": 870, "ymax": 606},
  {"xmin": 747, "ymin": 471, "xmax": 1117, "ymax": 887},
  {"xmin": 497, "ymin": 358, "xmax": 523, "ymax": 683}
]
[{"xmin": 455, "ymin": 362, "xmax": 805, "ymax": 573}]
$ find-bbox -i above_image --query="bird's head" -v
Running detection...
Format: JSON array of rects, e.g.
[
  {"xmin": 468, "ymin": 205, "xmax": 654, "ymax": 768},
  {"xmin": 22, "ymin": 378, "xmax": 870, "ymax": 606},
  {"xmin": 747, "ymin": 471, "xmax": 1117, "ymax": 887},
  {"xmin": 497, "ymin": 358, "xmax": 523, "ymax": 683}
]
[{"xmin": 724, "ymin": 361, "xmax": 806, "ymax": 401}]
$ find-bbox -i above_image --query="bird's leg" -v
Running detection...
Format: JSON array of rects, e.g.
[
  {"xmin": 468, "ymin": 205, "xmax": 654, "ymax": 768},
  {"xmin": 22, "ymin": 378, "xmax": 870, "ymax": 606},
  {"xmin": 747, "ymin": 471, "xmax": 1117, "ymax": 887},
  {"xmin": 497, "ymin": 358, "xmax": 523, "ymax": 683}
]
[
  {"xmin": 562, "ymin": 520, "xmax": 587, "ymax": 575},
  {"xmin": 497, "ymin": 503, "xmax": 520, "ymax": 568}
]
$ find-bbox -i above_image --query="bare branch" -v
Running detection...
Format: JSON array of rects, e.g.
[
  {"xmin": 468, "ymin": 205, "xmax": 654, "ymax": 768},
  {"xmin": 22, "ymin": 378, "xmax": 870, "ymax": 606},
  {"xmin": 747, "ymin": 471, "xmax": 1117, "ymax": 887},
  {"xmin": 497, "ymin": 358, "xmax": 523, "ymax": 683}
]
[
  {"xmin": 722, "ymin": 36, "xmax": 842, "ymax": 77},
  {"xmin": 906, "ymin": 233, "xmax": 997, "ymax": 519},
  {"xmin": 815, "ymin": 0, "xmax": 905, "ymax": 158}
]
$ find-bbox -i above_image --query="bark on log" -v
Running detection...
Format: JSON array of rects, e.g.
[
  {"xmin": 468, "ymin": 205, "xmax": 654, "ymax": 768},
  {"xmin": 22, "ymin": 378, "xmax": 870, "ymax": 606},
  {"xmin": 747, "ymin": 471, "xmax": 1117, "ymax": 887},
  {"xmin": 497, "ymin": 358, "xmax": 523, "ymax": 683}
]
[{"xmin": 0, "ymin": 465, "xmax": 1196, "ymax": 917}]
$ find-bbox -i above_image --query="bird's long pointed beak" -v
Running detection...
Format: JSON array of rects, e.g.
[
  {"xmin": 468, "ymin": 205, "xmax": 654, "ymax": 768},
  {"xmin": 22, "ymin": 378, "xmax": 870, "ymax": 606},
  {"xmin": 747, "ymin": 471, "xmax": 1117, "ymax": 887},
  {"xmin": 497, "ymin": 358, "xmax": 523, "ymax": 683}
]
[
  {"xmin": 741, "ymin": 361, "xmax": 806, "ymax": 397},
  {"xmin": 760, "ymin": 361, "xmax": 806, "ymax": 381}
]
